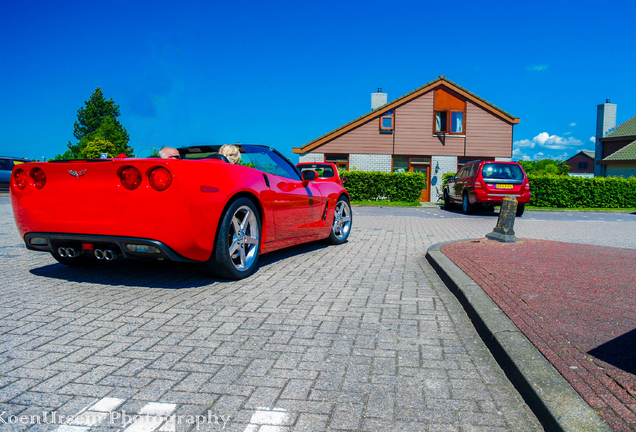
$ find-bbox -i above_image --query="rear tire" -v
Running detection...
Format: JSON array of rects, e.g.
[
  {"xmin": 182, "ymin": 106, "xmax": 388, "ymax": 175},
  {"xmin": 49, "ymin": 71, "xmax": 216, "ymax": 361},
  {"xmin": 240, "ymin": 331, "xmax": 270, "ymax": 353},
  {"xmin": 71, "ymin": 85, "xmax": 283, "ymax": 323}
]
[
  {"xmin": 326, "ymin": 195, "xmax": 352, "ymax": 245},
  {"xmin": 516, "ymin": 203, "xmax": 525, "ymax": 217},
  {"xmin": 201, "ymin": 198, "xmax": 261, "ymax": 280},
  {"xmin": 462, "ymin": 192, "xmax": 474, "ymax": 215}
]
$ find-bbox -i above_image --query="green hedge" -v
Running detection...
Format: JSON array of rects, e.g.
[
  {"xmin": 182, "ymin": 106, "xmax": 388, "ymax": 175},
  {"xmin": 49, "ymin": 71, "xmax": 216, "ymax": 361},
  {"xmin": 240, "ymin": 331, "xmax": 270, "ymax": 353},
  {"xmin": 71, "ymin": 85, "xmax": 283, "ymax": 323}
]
[
  {"xmin": 528, "ymin": 174, "xmax": 636, "ymax": 208},
  {"xmin": 342, "ymin": 170, "xmax": 426, "ymax": 202}
]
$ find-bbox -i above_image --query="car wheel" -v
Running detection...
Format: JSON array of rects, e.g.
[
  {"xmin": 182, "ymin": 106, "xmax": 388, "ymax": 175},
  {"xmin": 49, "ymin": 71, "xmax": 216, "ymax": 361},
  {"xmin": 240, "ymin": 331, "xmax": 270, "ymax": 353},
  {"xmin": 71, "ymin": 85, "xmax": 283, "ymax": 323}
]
[
  {"xmin": 462, "ymin": 192, "xmax": 474, "ymax": 215},
  {"xmin": 326, "ymin": 195, "xmax": 352, "ymax": 245},
  {"xmin": 516, "ymin": 203, "xmax": 525, "ymax": 217},
  {"xmin": 443, "ymin": 190, "xmax": 453, "ymax": 209},
  {"xmin": 203, "ymin": 198, "xmax": 261, "ymax": 279}
]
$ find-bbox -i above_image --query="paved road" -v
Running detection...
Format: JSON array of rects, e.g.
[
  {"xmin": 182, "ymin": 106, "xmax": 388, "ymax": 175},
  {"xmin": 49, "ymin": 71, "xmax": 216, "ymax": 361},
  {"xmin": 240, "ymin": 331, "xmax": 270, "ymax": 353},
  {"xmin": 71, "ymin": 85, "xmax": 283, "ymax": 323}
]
[{"xmin": 1, "ymin": 198, "xmax": 634, "ymax": 431}]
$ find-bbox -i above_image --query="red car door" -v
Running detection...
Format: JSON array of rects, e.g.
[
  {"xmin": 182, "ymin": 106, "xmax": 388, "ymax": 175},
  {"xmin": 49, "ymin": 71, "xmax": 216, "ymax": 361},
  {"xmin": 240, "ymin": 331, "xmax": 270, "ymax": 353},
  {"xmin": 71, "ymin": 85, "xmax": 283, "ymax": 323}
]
[{"xmin": 268, "ymin": 173, "xmax": 326, "ymax": 240}]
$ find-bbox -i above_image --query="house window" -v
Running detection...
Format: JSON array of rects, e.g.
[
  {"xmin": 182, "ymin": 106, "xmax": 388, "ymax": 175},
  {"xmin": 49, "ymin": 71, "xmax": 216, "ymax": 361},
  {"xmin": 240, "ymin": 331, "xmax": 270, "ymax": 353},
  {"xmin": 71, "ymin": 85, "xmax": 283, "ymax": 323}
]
[
  {"xmin": 434, "ymin": 88, "xmax": 466, "ymax": 135},
  {"xmin": 392, "ymin": 156, "xmax": 431, "ymax": 172},
  {"xmin": 325, "ymin": 154, "xmax": 349, "ymax": 170},
  {"xmin": 578, "ymin": 161, "xmax": 588, "ymax": 170},
  {"xmin": 380, "ymin": 110, "xmax": 394, "ymax": 133}
]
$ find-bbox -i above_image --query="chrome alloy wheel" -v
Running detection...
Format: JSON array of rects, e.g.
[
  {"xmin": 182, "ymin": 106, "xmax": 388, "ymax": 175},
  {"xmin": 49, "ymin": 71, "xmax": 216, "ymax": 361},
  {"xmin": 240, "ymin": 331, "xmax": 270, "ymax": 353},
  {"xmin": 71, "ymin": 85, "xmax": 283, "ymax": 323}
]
[
  {"xmin": 331, "ymin": 199, "xmax": 352, "ymax": 241},
  {"xmin": 228, "ymin": 205, "xmax": 260, "ymax": 271}
]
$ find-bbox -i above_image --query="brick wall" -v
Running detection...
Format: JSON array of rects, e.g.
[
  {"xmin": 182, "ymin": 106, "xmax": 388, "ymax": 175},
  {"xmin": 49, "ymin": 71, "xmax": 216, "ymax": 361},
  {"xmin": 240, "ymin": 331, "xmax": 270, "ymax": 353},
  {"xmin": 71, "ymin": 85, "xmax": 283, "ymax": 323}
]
[
  {"xmin": 605, "ymin": 164, "xmax": 636, "ymax": 179},
  {"xmin": 349, "ymin": 154, "xmax": 392, "ymax": 172},
  {"xmin": 430, "ymin": 156, "xmax": 458, "ymax": 202},
  {"xmin": 298, "ymin": 153, "xmax": 324, "ymax": 163}
]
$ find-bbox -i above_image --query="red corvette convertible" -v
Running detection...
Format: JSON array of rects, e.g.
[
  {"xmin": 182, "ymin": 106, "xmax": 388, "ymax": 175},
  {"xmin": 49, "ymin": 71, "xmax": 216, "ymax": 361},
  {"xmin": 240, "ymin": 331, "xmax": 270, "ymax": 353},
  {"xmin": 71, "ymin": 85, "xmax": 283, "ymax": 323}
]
[{"xmin": 10, "ymin": 145, "xmax": 352, "ymax": 279}]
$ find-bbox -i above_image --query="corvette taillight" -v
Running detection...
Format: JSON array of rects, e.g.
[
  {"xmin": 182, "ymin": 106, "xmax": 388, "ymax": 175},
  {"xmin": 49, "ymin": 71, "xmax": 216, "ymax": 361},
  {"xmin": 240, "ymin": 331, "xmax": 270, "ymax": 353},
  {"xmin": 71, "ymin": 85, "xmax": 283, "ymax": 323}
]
[
  {"xmin": 120, "ymin": 167, "xmax": 142, "ymax": 190},
  {"xmin": 149, "ymin": 167, "xmax": 172, "ymax": 191},
  {"xmin": 31, "ymin": 167, "xmax": 47, "ymax": 189},
  {"xmin": 14, "ymin": 169, "xmax": 28, "ymax": 190}
]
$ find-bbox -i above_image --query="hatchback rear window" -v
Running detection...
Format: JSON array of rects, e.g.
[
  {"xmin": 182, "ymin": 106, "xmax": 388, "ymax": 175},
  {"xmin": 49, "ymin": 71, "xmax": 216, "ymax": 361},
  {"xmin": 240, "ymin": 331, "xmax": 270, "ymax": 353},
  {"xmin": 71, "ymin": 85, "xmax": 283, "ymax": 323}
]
[{"xmin": 481, "ymin": 163, "xmax": 524, "ymax": 181}]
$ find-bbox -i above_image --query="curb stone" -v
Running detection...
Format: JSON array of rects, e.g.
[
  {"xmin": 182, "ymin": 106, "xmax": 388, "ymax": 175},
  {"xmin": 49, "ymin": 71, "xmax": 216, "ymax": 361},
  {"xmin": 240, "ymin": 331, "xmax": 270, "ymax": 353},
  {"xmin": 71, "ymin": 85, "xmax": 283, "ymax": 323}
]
[{"xmin": 426, "ymin": 241, "xmax": 611, "ymax": 432}]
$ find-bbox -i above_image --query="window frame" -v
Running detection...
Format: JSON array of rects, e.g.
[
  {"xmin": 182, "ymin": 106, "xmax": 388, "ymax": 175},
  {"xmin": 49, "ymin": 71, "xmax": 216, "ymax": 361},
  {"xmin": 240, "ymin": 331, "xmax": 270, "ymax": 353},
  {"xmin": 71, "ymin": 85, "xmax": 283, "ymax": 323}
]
[
  {"xmin": 325, "ymin": 154, "xmax": 349, "ymax": 171},
  {"xmin": 379, "ymin": 110, "xmax": 395, "ymax": 133}
]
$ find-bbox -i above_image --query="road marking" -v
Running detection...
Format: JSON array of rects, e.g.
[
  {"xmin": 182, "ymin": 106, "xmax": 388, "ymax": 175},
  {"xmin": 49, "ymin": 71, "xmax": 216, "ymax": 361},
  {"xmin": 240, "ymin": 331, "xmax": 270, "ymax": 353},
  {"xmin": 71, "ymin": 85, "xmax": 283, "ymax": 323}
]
[{"xmin": 243, "ymin": 407, "xmax": 292, "ymax": 431}]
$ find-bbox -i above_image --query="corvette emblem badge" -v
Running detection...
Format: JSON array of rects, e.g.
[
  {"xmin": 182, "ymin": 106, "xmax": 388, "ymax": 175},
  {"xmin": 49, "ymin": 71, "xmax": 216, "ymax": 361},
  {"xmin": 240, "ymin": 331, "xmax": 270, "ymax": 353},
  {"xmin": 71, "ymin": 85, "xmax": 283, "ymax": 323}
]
[{"xmin": 68, "ymin": 169, "xmax": 87, "ymax": 179}]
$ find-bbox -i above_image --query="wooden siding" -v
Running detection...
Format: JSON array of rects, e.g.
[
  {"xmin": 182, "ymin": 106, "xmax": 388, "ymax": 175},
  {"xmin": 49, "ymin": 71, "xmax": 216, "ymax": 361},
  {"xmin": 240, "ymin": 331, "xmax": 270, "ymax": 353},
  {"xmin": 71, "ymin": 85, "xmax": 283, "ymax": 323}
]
[
  {"xmin": 566, "ymin": 153, "xmax": 594, "ymax": 173},
  {"xmin": 313, "ymin": 117, "xmax": 393, "ymax": 154},
  {"xmin": 394, "ymin": 92, "xmax": 464, "ymax": 155},
  {"xmin": 308, "ymin": 89, "xmax": 513, "ymax": 158},
  {"xmin": 464, "ymin": 102, "xmax": 513, "ymax": 157}
]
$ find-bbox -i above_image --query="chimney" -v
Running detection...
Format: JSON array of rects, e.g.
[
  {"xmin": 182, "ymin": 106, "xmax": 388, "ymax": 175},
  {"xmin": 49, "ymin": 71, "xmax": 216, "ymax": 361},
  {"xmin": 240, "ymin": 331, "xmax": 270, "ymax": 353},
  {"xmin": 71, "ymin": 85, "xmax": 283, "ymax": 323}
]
[
  {"xmin": 595, "ymin": 99, "xmax": 617, "ymax": 177},
  {"xmin": 371, "ymin": 88, "xmax": 387, "ymax": 110}
]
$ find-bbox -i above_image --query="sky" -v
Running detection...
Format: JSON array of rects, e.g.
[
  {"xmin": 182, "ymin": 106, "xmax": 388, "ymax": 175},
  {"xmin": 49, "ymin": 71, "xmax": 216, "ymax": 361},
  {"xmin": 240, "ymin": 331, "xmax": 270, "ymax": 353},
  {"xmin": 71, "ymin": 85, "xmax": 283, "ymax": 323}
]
[{"xmin": 2, "ymin": 0, "xmax": 635, "ymax": 163}]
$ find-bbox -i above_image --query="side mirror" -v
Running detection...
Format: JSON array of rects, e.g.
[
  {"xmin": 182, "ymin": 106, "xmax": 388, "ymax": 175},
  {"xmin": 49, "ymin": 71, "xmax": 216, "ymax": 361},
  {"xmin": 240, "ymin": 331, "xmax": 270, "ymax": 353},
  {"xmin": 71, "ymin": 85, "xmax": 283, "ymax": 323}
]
[
  {"xmin": 341, "ymin": 176, "xmax": 348, "ymax": 183},
  {"xmin": 302, "ymin": 170, "xmax": 317, "ymax": 181}
]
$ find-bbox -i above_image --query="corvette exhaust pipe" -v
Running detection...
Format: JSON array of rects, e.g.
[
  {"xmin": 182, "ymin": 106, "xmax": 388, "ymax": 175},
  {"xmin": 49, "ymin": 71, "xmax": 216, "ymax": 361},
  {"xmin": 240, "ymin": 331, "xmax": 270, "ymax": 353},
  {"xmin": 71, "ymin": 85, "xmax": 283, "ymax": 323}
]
[
  {"xmin": 58, "ymin": 247, "xmax": 67, "ymax": 257},
  {"xmin": 94, "ymin": 249, "xmax": 104, "ymax": 260},
  {"xmin": 103, "ymin": 250, "xmax": 117, "ymax": 261},
  {"xmin": 66, "ymin": 248, "xmax": 77, "ymax": 258}
]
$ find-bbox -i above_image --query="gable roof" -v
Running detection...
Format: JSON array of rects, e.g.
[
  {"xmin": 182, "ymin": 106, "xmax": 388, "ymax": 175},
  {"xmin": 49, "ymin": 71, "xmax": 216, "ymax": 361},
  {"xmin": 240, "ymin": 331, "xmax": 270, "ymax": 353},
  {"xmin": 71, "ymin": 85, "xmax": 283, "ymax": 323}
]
[
  {"xmin": 604, "ymin": 115, "xmax": 636, "ymax": 139},
  {"xmin": 566, "ymin": 150, "xmax": 595, "ymax": 162},
  {"xmin": 292, "ymin": 76, "xmax": 520, "ymax": 154},
  {"xmin": 601, "ymin": 139, "xmax": 636, "ymax": 163}
]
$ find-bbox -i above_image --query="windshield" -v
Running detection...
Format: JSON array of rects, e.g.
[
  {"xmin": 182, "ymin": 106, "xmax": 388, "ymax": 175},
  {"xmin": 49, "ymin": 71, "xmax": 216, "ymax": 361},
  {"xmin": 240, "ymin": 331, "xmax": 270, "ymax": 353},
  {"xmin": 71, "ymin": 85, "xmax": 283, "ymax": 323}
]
[
  {"xmin": 297, "ymin": 164, "xmax": 336, "ymax": 178},
  {"xmin": 180, "ymin": 144, "xmax": 301, "ymax": 180},
  {"xmin": 481, "ymin": 163, "xmax": 524, "ymax": 181}
]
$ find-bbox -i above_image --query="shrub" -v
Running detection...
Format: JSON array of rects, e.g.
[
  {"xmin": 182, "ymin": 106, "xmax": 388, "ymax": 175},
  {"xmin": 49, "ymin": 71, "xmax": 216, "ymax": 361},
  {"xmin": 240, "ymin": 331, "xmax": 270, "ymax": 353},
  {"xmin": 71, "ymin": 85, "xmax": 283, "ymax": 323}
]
[
  {"xmin": 528, "ymin": 175, "xmax": 636, "ymax": 208},
  {"xmin": 342, "ymin": 170, "xmax": 426, "ymax": 202}
]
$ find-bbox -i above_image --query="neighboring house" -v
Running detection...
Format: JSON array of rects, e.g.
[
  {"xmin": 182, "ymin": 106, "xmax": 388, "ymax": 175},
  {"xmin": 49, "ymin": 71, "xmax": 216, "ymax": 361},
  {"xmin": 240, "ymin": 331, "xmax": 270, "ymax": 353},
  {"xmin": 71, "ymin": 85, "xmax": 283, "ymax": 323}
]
[
  {"xmin": 565, "ymin": 150, "xmax": 595, "ymax": 177},
  {"xmin": 595, "ymin": 100, "xmax": 636, "ymax": 178},
  {"xmin": 292, "ymin": 76, "xmax": 520, "ymax": 202}
]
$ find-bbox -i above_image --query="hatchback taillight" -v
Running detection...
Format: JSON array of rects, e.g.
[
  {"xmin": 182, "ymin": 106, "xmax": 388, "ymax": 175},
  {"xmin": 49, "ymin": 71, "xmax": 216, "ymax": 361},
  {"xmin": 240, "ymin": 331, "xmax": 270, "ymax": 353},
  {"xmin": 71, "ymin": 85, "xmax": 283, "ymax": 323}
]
[
  {"xmin": 149, "ymin": 167, "xmax": 172, "ymax": 191},
  {"xmin": 31, "ymin": 167, "xmax": 47, "ymax": 189},
  {"xmin": 120, "ymin": 167, "xmax": 142, "ymax": 190},
  {"xmin": 524, "ymin": 182, "xmax": 530, "ymax": 191},
  {"xmin": 474, "ymin": 181, "xmax": 482, "ymax": 189},
  {"xmin": 14, "ymin": 169, "xmax": 28, "ymax": 190}
]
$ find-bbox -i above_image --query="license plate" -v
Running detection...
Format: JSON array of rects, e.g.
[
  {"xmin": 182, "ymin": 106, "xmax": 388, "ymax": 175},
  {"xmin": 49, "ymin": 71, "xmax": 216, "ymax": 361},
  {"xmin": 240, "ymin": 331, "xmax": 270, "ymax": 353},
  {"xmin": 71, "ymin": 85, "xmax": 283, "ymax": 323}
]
[{"xmin": 495, "ymin": 184, "xmax": 514, "ymax": 189}]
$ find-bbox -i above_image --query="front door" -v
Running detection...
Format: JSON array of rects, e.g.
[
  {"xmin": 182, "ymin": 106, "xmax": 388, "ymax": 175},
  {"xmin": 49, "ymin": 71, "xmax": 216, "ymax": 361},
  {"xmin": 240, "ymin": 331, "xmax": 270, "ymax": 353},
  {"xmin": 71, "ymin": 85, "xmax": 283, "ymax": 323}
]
[{"xmin": 411, "ymin": 164, "xmax": 430, "ymax": 202}]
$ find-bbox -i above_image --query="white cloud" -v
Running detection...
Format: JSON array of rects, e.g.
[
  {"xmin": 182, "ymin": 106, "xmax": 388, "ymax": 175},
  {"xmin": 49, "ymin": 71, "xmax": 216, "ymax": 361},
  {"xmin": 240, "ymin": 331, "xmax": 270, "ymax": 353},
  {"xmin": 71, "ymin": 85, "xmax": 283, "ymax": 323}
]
[
  {"xmin": 570, "ymin": 122, "xmax": 576, "ymax": 127},
  {"xmin": 527, "ymin": 64, "xmax": 549, "ymax": 72},
  {"xmin": 513, "ymin": 132, "xmax": 584, "ymax": 151},
  {"xmin": 590, "ymin": 136, "xmax": 596, "ymax": 143}
]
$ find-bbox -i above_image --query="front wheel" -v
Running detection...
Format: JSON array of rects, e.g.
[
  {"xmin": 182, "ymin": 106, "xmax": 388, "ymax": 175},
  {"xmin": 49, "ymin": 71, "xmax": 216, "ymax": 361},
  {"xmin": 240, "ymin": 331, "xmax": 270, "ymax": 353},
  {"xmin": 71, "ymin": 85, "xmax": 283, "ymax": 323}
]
[
  {"xmin": 443, "ymin": 190, "xmax": 453, "ymax": 209},
  {"xmin": 202, "ymin": 198, "xmax": 261, "ymax": 279},
  {"xmin": 326, "ymin": 196, "xmax": 352, "ymax": 245}
]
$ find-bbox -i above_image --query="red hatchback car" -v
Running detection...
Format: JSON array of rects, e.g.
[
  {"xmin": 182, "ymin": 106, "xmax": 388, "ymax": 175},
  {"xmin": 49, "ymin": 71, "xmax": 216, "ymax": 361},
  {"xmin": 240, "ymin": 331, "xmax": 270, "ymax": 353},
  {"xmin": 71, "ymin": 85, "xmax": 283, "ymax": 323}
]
[{"xmin": 444, "ymin": 160, "xmax": 531, "ymax": 216}]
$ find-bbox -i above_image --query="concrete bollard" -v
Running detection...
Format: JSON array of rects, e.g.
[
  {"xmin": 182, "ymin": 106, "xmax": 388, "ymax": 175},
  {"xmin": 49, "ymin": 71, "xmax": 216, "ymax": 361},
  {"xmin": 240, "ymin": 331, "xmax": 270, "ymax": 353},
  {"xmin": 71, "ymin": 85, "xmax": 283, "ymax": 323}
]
[{"xmin": 486, "ymin": 195, "xmax": 519, "ymax": 243}]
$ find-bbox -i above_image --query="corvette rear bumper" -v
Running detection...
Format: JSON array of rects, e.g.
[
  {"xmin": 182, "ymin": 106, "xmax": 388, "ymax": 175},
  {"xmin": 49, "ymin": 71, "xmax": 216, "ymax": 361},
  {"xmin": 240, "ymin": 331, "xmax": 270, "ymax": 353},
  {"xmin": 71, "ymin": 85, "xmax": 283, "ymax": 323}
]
[{"xmin": 24, "ymin": 232, "xmax": 199, "ymax": 262}]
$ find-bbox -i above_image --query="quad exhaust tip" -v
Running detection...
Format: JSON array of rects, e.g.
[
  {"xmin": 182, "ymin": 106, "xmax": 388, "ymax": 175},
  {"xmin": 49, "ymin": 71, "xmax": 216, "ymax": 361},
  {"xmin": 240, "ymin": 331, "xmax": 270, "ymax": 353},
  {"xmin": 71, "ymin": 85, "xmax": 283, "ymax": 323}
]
[
  {"xmin": 94, "ymin": 249, "xmax": 117, "ymax": 260},
  {"xmin": 58, "ymin": 247, "xmax": 78, "ymax": 258}
]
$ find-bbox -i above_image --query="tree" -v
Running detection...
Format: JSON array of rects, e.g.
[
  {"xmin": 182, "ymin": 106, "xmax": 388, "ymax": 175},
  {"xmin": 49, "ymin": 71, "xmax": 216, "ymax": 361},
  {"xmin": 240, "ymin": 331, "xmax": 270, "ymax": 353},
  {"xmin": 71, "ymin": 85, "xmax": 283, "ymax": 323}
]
[
  {"xmin": 519, "ymin": 158, "xmax": 570, "ymax": 176},
  {"xmin": 63, "ymin": 87, "xmax": 133, "ymax": 158},
  {"xmin": 80, "ymin": 138, "xmax": 117, "ymax": 159}
]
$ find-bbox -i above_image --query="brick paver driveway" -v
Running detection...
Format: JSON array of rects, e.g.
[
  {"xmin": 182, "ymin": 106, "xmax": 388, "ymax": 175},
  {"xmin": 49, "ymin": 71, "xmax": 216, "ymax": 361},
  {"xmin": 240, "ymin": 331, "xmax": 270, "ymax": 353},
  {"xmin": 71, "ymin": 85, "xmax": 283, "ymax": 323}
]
[{"xmin": 2, "ymin": 197, "xmax": 634, "ymax": 432}]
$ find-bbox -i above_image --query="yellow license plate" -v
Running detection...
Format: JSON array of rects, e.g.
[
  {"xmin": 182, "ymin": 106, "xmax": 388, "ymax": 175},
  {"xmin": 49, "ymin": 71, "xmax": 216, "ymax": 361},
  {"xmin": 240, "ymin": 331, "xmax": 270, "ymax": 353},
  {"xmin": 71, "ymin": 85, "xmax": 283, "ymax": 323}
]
[{"xmin": 495, "ymin": 184, "xmax": 514, "ymax": 189}]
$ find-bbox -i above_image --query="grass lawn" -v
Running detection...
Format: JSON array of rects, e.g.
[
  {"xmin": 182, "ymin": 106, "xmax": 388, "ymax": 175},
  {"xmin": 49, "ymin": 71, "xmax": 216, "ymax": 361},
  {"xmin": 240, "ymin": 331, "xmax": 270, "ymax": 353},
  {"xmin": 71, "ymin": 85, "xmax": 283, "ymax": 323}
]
[{"xmin": 351, "ymin": 200, "xmax": 422, "ymax": 207}]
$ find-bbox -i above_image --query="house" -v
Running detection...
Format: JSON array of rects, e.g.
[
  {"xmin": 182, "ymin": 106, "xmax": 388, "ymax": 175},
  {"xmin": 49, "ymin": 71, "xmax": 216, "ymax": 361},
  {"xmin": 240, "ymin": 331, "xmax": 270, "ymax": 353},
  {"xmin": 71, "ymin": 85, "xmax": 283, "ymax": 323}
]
[
  {"xmin": 565, "ymin": 150, "xmax": 595, "ymax": 177},
  {"xmin": 292, "ymin": 76, "xmax": 519, "ymax": 201},
  {"xmin": 595, "ymin": 105, "xmax": 636, "ymax": 178}
]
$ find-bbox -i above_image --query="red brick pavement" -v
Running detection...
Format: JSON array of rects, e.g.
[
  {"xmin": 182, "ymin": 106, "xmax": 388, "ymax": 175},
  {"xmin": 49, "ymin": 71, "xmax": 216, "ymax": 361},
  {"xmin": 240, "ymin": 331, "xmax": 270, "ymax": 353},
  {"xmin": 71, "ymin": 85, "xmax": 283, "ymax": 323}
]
[{"xmin": 441, "ymin": 238, "xmax": 636, "ymax": 432}]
